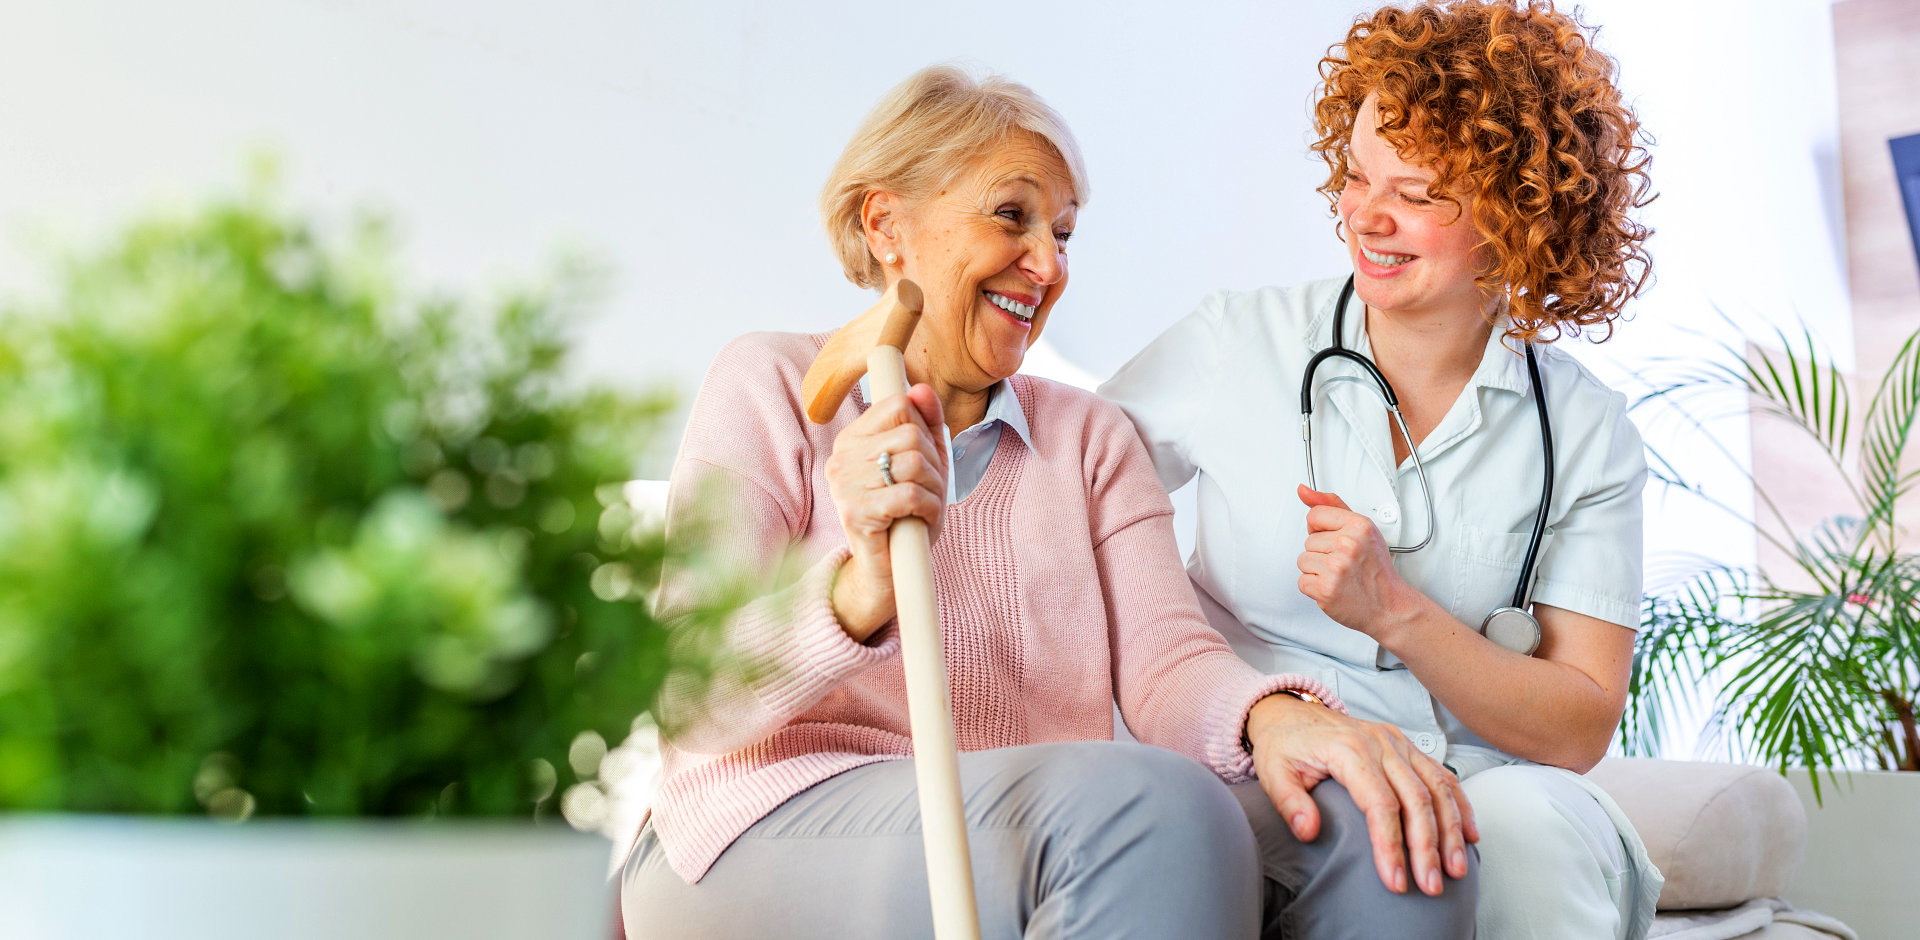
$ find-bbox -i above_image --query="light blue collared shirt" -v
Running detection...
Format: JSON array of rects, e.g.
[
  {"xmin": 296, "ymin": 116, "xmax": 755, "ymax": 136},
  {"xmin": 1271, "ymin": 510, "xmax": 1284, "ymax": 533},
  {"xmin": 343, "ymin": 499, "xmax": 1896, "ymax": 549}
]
[{"xmin": 860, "ymin": 376, "xmax": 1032, "ymax": 503}]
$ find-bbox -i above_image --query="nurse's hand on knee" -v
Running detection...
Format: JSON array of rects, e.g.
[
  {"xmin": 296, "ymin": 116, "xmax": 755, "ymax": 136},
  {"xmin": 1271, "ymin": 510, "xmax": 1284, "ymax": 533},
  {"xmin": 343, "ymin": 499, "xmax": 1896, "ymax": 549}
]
[{"xmin": 1246, "ymin": 694, "xmax": 1476, "ymax": 898}]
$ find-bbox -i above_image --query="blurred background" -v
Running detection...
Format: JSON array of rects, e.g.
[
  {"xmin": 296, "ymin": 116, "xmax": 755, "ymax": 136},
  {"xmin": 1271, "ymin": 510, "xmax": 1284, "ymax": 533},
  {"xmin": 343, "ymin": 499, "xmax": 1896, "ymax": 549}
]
[{"xmin": 0, "ymin": 0, "xmax": 1893, "ymax": 761}]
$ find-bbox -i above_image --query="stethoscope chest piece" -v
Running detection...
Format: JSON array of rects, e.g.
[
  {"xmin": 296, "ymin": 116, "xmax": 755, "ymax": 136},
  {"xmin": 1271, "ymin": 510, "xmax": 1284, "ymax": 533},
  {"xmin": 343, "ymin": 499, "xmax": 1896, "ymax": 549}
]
[
  {"xmin": 1306, "ymin": 276, "xmax": 1557, "ymax": 659},
  {"xmin": 1480, "ymin": 607, "xmax": 1542, "ymax": 656}
]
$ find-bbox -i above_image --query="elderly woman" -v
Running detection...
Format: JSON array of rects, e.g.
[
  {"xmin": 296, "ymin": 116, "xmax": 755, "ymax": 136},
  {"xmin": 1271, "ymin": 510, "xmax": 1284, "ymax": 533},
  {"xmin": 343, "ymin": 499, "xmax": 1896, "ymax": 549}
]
[
  {"xmin": 1103, "ymin": 2, "xmax": 1663, "ymax": 938},
  {"xmin": 622, "ymin": 66, "xmax": 1479, "ymax": 938}
]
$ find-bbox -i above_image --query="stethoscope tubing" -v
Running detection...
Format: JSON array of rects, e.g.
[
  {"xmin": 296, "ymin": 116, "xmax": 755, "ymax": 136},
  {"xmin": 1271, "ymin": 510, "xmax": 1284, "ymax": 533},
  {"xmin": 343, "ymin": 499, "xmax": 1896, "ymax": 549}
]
[
  {"xmin": 1301, "ymin": 362, "xmax": 1437, "ymax": 555},
  {"xmin": 1301, "ymin": 275, "xmax": 1552, "ymax": 611},
  {"xmin": 1516, "ymin": 344, "xmax": 1554, "ymax": 610}
]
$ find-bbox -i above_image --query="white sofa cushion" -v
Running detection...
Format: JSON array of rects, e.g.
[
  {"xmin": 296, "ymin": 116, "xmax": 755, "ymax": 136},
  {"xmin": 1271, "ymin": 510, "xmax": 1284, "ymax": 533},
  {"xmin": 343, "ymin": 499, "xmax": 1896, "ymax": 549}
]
[{"xmin": 1587, "ymin": 757, "xmax": 1807, "ymax": 910}]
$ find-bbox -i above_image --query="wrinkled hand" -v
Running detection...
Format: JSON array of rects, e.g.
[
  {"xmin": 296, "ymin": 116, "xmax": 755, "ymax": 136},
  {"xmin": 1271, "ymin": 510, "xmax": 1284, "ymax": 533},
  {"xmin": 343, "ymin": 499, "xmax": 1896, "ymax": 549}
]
[
  {"xmin": 1246, "ymin": 694, "xmax": 1478, "ymax": 896},
  {"xmin": 823, "ymin": 385, "xmax": 947, "ymax": 640},
  {"xmin": 1296, "ymin": 485, "xmax": 1417, "ymax": 642}
]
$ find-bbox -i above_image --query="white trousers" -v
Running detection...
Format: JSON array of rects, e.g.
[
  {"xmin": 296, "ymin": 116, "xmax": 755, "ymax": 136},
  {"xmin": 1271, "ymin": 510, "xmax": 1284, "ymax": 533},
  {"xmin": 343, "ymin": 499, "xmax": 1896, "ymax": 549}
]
[{"xmin": 1462, "ymin": 763, "xmax": 1656, "ymax": 940}]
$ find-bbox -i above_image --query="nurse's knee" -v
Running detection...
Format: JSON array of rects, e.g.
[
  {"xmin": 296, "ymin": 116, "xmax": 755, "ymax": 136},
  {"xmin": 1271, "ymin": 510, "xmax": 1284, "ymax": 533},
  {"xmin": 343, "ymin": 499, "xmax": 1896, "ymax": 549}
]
[
  {"xmin": 1462, "ymin": 765, "xmax": 1576, "ymax": 848},
  {"xmin": 1462, "ymin": 765, "xmax": 1626, "ymax": 893}
]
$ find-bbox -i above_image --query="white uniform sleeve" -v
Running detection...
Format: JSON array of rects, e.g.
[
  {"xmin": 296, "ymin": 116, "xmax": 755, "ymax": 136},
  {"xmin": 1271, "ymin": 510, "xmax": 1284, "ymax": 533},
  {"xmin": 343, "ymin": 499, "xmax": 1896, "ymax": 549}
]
[
  {"xmin": 1097, "ymin": 291, "xmax": 1227, "ymax": 493},
  {"xmin": 1529, "ymin": 389, "xmax": 1647, "ymax": 629}
]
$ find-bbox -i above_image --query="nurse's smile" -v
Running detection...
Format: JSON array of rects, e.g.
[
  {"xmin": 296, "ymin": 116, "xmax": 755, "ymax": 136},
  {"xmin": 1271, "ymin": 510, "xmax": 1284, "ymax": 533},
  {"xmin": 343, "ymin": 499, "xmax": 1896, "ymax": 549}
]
[{"xmin": 1357, "ymin": 245, "xmax": 1418, "ymax": 277}]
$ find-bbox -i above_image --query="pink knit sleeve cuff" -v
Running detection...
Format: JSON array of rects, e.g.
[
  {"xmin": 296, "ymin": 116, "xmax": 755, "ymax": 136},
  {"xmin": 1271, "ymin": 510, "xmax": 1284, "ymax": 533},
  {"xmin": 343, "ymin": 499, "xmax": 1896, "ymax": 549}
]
[
  {"xmin": 1205, "ymin": 672, "xmax": 1350, "ymax": 783},
  {"xmin": 736, "ymin": 547, "xmax": 901, "ymax": 717}
]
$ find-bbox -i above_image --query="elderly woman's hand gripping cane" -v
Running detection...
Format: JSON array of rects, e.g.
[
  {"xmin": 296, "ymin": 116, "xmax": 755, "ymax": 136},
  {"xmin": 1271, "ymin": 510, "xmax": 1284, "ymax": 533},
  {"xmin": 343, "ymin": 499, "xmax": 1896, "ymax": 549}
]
[{"xmin": 802, "ymin": 279, "xmax": 981, "ymax": 940}]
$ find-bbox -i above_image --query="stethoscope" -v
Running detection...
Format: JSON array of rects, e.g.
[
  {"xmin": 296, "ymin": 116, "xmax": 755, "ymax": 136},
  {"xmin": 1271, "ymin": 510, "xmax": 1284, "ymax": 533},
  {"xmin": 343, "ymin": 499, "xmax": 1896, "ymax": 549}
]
[{"xmin": 1298, "ymin": 275, "xmax": 1554, "ymax": 656}]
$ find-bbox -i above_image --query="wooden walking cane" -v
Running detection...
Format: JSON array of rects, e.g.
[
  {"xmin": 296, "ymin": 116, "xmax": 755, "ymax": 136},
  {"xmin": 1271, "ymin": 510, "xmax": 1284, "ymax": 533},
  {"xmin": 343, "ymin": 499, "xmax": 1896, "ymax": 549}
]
[{"xmin": 801, "ymin": 279, "xmax": 982, "ymax": 940}]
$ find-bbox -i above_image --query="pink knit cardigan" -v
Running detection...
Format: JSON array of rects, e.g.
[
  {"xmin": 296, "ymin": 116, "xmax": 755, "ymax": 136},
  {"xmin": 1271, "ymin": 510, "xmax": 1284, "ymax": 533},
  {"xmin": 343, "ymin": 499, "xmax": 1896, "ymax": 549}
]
[{"xmin": 648, "ymin": 331, "xmax": 1343, "ymax": 883}]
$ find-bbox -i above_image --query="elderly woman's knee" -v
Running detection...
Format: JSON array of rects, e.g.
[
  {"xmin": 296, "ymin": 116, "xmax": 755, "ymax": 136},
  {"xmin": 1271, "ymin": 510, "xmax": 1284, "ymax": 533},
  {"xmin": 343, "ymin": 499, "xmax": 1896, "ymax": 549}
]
[
  {"xmin": 1246, "ymin": 779, "xmax": 1477, "ymax": 936},
  {"xmin": 1323, "ymin": 780, "xmax": 1478, "ymax": 931},
  {"xmin": 1046, "ymin": 741, "xmax": 1228, "ymax": 804},
  {"xmin": 1267, "ymin": 779, "xmax": 1379, "ymax": 871},
  {"xmin": 1024, "ymin": 742, "xmax": 1250, "ymax": 855}
]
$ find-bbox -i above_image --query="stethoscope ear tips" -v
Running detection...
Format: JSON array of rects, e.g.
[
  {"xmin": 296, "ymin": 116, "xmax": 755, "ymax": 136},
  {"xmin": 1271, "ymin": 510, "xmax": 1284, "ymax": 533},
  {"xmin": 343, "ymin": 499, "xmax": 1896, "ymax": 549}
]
[{"xmin": 1481, "ymin": 607, "xmax": 1542, "ymax": 657}]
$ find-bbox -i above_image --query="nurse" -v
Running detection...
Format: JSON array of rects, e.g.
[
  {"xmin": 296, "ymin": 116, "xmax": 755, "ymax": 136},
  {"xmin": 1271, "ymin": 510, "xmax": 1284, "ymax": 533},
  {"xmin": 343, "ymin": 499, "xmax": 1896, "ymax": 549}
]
[{"xmin": 1102, "ymin": 2, "xmax": 1663, "ymax": 937}]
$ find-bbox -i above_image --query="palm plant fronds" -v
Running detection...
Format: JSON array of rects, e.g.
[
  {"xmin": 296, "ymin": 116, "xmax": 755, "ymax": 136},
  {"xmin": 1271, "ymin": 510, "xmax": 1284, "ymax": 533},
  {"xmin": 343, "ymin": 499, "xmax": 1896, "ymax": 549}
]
[
  {"xmin": 1621, "ymin": 561, "xmax": 1734, "ymax": 758},
  {"xmin": 1629, "ymin": 318, "xmax": 1920, "ymax": 786},
  {"xmin": 1857, "ymin": 332, "xmax": 1920, "ymax": 546}
]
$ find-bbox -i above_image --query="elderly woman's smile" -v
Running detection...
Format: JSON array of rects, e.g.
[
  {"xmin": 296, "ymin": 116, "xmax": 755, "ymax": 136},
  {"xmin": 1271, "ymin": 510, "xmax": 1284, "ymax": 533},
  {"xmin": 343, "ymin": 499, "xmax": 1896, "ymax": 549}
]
[
  {"xmin": 891, "ymin": 133, "xmax": 1078, "ymax": 395},
  {"xmin": 983, "ymin": 290, "xmax": 1037, "ymax": 322}
]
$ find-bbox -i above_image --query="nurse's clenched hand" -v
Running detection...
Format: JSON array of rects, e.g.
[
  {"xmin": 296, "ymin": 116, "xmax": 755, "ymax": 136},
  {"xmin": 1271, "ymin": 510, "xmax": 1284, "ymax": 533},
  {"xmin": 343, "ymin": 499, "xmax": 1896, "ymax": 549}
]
[{"xmin": 1296, "ymin": 485, "xmax": 1422, "ymax": 645}]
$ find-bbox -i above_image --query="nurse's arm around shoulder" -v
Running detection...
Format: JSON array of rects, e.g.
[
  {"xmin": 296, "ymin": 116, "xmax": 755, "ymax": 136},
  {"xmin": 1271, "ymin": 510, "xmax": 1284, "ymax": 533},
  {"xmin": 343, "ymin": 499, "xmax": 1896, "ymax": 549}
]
[{"xmin": 1295, "ymin": 483, "xmax": 1632, "ymax": 772}]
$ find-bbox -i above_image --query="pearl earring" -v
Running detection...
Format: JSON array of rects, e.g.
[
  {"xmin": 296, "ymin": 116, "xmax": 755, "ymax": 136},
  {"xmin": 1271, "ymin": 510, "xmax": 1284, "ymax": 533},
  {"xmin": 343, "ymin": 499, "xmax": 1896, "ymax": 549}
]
[{"xmin": 884, "ymin": 252, "xmax": 898, "ymax": 265}]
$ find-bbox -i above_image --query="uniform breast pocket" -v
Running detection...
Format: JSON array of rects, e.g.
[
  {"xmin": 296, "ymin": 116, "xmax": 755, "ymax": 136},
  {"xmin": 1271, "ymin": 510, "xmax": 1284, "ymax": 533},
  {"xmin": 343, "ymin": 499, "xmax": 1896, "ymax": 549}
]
[{"xmin": 1449, "ymin": 523, "xmax": 1552, "ymax": 621}]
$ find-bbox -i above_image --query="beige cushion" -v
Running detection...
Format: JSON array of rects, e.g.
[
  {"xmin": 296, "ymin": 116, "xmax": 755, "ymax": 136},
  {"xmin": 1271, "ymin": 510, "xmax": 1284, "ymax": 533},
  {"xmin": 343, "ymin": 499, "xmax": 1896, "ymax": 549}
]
[{"xmin": 1587, "ymin": 757, "xmax": 1807, "ymax": 910}]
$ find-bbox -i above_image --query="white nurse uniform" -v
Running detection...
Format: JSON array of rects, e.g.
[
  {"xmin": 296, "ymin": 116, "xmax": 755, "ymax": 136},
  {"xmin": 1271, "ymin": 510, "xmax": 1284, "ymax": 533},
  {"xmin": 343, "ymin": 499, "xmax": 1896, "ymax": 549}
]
[{"xmin": 1100, "ymin": 276, "xmax": 1664, "ymax": 940}]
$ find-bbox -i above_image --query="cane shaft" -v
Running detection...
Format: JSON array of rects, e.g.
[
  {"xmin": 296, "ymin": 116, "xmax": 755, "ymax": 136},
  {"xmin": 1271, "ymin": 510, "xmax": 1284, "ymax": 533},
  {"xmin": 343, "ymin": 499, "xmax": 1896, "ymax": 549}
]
[{"xmin": 867, "ymin": 344, "xmax": 979, "ymax": 940}]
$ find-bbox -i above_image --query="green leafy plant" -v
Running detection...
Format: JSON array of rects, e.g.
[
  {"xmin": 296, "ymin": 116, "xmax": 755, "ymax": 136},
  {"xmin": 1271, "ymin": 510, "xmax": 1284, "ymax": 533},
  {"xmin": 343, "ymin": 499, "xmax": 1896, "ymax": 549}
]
[
  {"xmin": 1625, "ymin": 320, "xmax": 1920, "ymax": 789},
  {"xmin": 0, "ymin": 180, "xmax": 720, "ymax": 820}
]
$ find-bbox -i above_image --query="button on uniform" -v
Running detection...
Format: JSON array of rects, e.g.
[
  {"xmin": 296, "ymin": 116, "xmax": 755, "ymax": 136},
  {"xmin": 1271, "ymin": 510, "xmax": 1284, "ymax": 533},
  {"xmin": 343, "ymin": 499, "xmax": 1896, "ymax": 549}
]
[
  {"xmin": 1413, "ymin": 732, "xmax": 1438, "ymax": 754},
  {"xmin": 1375, "ymin": 504, "xmax": 1400, "ymax": 524}
]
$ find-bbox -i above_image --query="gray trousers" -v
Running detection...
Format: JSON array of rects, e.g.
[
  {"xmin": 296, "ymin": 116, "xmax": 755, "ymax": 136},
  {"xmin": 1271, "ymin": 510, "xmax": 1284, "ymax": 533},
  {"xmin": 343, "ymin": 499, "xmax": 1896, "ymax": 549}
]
[{"xmin": 622, "ymin": 741, "xmax": 1477, "ymax": 939}]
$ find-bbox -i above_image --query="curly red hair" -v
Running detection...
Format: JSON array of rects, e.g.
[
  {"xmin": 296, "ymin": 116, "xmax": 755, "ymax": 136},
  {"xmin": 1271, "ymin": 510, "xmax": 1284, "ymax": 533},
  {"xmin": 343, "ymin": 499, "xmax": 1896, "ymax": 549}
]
[{"xmin": 1312, "ymin": 0, "xmax": 1655, "ymax": 341}]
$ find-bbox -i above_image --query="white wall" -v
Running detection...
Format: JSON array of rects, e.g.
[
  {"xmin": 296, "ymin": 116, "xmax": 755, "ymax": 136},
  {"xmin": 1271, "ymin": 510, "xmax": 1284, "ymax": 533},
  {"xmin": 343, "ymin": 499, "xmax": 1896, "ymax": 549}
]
[{"xmin": 0, "ymin": 0, "xmax": 1851, "ymax": 756}]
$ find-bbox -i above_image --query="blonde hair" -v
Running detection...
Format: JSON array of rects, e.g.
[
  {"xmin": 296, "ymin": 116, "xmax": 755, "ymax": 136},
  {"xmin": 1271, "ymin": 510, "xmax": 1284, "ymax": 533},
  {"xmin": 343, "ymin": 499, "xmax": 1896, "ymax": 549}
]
[{"xmin": 820, "ymin": 64, "xmax": 1090, "ymax": 289}]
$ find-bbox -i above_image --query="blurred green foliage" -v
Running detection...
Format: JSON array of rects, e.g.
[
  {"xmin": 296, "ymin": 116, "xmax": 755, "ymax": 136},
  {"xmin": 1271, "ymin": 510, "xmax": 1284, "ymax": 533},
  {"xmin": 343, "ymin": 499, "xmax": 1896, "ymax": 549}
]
[{"xmin": 0, "ymin": 182, "xmax": 712, "ymax": 819}]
